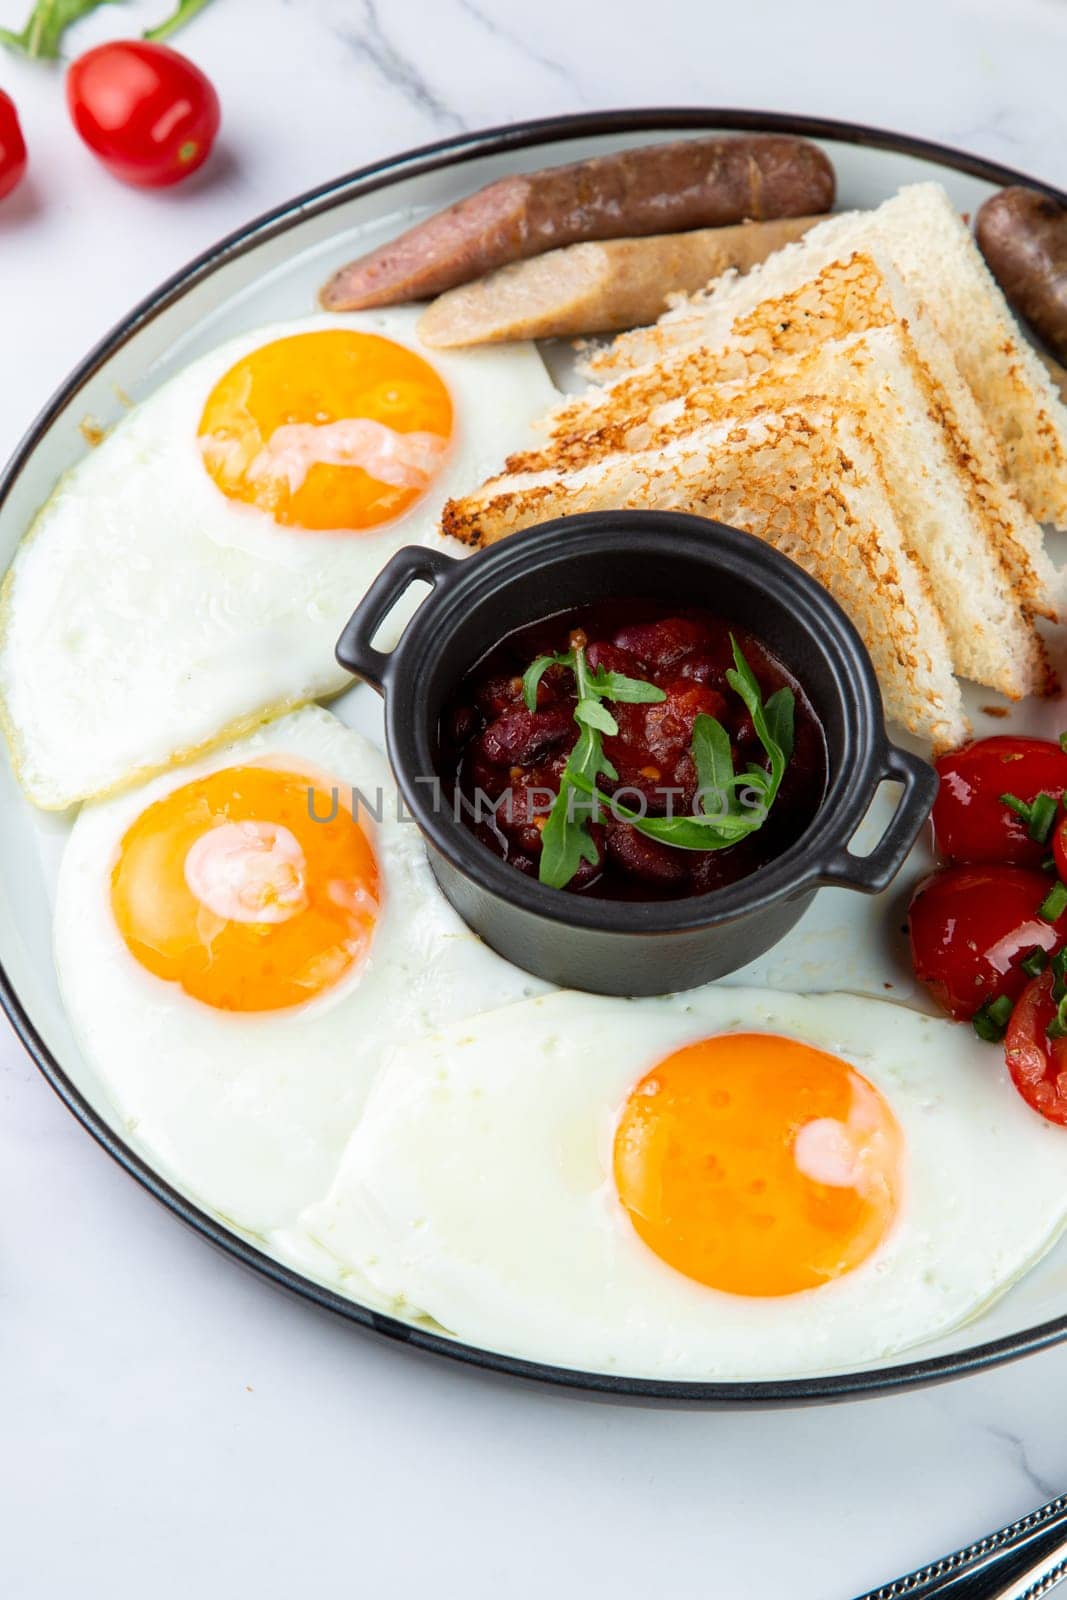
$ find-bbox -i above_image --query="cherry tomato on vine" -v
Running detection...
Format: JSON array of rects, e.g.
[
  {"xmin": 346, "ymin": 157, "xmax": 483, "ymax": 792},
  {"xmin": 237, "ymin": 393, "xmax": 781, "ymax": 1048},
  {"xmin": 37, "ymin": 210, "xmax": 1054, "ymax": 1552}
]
[
  {"xmin": 931, "ymin": 736, "xmax": 1067, "ymax": 867},
  {"xmin": 0, "ymin": 88, "xmax": 27, "ymax": 201},
  {"xmin": 908, "ymin": 864, "xmax": 1067, "ymax": 1021},
  {"xmin": 66, "ymin": 41, "xmax": 219, "ymax": 189},
  {"xmin": 1005, "ymin": 968, "xmax": 1067, "ymax": 1125}
]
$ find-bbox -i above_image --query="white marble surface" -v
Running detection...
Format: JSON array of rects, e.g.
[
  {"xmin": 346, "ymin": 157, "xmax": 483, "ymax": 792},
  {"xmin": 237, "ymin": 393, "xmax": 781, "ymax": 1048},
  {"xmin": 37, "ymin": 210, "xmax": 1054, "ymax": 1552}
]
[{"xmin": 4, "ymin": 1, "xmax": 1067, "ymax": 1595}]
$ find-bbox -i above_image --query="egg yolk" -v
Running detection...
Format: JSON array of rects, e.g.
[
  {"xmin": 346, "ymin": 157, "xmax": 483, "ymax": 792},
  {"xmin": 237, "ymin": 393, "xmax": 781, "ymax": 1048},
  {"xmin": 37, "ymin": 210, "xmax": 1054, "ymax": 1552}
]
[
  {"xmin": 198, "ymin": 329, "xmax": 453, "ymax": 532},
  {"xmin": 613, "ymin": 1033, "xmax": 903, "ymax": 1297},
  {"xmin": 111, "ymin": 765, "xmax": 379, "ymax": 1012}
]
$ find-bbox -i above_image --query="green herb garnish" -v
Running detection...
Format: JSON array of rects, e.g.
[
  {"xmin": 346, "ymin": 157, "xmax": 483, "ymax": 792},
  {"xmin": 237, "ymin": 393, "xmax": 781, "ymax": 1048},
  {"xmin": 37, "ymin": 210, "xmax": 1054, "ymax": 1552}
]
[
  {"xmin": 1040, "ymin": 881, "xmax": 1067, "ymax": 923},
  {"xmin": 531, "ymin": 646, "xmax": 666, "ymax": 891},
  {"xmin": 546, "ymin": 633, "xmax": 793, "ymax": 880},
  {"xmin": 1050, "ymin": 946, "xmax": 1067, "ymax": 1002},
  {"xmin": 573, "ymin": 637, "xmax": 795, "ymax": 854},
  {"xmin": 1001, "ymin": 789, "xmax": 1059, "ymax": 844},
  {"xmin": 0, "ymin": 0, "xmax": 213, "ymax": 58},
  {"xmin": 1021, "ymin": 945, "xmax": 1050, "ymax": 979},
  {"xmin": 1049, "ymin": 992, "xmax": 1067, "ymax": 1041},
  {"xmin": 973, "ymin": 994, "xmax": 1014, "ymax": 1044}
]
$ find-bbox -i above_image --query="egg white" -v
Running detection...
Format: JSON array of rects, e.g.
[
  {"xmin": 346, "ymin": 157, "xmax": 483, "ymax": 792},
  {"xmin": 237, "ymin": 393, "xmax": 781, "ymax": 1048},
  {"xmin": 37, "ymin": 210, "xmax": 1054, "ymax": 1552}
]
[
  {"xmin": 299, "ymin": 986, "xmax": 1067, "ymax": 1380},
  {"xmin": 53, "ymin": 705, "xmax": 547, "ymax": 1237},
  {"xmin": 0, "ymin": 309, "xmax": 557, "ymax": 810}
]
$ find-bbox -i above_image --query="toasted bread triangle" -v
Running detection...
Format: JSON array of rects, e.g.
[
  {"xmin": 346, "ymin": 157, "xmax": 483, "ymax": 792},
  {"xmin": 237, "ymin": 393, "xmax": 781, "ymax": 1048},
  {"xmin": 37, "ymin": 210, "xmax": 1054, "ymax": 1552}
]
[
  {"xmin": 592, "ymin": 183, "xmax": 1067, "ymax": 534},
  {"xmin": 442, "ymin": 407, "xmax": 967, "ymax": 750}
]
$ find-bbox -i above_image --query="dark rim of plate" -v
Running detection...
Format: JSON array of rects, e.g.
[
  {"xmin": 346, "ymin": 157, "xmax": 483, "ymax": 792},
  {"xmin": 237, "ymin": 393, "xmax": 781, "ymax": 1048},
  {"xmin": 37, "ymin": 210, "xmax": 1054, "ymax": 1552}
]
[{"xmin": 3, "ymin": 108, "xmax": 1066, "ymax": 1409}]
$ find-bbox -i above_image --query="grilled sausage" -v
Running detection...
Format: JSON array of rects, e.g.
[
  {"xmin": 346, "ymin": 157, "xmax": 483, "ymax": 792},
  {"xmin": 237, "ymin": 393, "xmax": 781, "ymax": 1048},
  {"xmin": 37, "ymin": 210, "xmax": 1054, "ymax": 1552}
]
[
  {"xmin": 321, "ymin": 135, "xmax": 836, "ymax": 312},
  {"xmin": 417, "ymin": 216, "xmax": 826, "ymax": 346},
  {"xmin": 976, "ymin": 187, "xmax": 1067, "ymax": 363}
]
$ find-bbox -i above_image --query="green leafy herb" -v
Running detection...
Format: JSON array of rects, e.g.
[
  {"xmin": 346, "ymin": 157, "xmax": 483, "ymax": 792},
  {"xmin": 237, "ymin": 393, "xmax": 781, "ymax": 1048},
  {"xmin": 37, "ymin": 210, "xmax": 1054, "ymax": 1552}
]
[
  {"xmin": 727, "ymin": 642, "xmax": 795, "ymax": 800},
  {"xmin": 1021, "ymin": 945, "xmax": 1050, "ymax": 979},
  {"xmin": 1001, "ymin": 790, "xmax": 1059, "ymax": 844},
  {"xmin": 529, "ymin": 633, "xmax": 795, "ymax": 888},
  {"xmin": 539, "ymin": 724, "xmax": 610, "ymax": 891},
  {"xmin": 1040, "ymin": 881, "xmax": 1067, "ymax": 923},
  {"xmin": 586, "ymin": 666, "xmax": 667, "ymax": 705},
  {"xmin": 534, "ymin": 646, "xmax": 661, "ymax": 890},
  {"xmin": 1060, "ymin": 732, "xmax": 1067, "ymax": 755},
  {"xmin": 521, "ymin": 655, "xmax": 559, "ymax": 713},
  {"xmin": 571, "ymin": 636, "xmax": 795, "ymax": 854},
  {"xmin": 522, "ymin": 650, "xmax": 665, "ymax": 715},
  {"xmin": 0, "ymin": 0, "xmax": 214, "ymax": 58},
  {"xmin": 973, "ymin": 995, "xmax": 1014, "ymax": 1044}
]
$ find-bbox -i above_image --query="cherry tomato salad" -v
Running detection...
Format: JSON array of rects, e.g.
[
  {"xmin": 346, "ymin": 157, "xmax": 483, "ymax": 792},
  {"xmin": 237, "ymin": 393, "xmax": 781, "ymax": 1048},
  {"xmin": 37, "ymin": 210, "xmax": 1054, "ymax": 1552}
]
[{"xmin": 910, "ymin": 732, "xmax": 1067, "ymax": 1126}]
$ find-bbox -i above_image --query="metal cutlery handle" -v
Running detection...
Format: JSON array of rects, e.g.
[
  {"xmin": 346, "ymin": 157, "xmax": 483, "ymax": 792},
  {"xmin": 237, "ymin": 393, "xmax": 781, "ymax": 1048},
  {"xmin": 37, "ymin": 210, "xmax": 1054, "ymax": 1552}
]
[{"xmin": 853, "ymin": 1494, "xmax": 1067, "ymax": 1600}]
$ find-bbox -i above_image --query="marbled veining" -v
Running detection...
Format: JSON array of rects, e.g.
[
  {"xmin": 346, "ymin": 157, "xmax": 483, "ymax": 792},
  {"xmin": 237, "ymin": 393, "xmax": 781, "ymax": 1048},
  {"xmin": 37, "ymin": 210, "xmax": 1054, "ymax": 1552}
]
[{"xmin": 2, "ymin": 1, "xmax": 1067, "ymax": 1596}]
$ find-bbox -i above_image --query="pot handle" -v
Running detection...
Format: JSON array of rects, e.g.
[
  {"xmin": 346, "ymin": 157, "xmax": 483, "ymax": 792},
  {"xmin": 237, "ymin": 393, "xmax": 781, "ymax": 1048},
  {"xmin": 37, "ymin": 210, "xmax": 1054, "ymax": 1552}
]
[
  {"xmin": 335, "ymin": 544, "xmax": 460, "ymax": 696},
  {"xmin": 813, "ymin": 744, "xmax": 938, "ymax": 895}
]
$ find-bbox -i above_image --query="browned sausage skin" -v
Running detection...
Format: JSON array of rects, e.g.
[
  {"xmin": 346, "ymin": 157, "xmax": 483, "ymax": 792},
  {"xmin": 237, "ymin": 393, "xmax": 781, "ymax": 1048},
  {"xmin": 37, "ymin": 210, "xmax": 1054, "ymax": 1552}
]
[
  {"xmin": 976, "ymin": 186, "xmax": 1067, "ymax": 365},
  {"xmin": 320, "ymin": 135, "xmax": 836, "ymax": 312}
]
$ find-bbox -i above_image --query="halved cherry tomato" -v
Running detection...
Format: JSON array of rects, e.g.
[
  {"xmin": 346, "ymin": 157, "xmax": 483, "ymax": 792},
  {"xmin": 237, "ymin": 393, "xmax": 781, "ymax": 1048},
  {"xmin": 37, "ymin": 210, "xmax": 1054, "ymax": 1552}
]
[
  {"xmin": 908, "ymin": 864, "xmax": 1067, "ymax": 1020},
  {"xmin": 0, "ymin": 88, "xmax": 27, "ymax": 201},
  {"xmin": 932, "ymin": 736, "xmax": 1067, "ymax": 867},
  {"xmin": 66, "ymin": 41, "xmax": 219, "ymax": 189},
  {"xmin": 1005, "ymin": 969, "xmax": 1067, "ymax": 1125}
]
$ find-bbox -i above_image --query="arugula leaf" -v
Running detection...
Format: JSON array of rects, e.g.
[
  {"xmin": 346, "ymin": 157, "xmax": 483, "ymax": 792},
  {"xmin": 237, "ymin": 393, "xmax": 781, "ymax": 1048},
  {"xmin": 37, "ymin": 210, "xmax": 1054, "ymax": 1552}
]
[
  {"xmin": 539, "ymin": 721, "xmax": 612, "ymax": 890},
  {"xmin": 725, "ymin": 635, "xmax": 795, "ymax": 792},
  {"xmin": 540, "ymin": 783, "xmax": 602, "ymax": 890},
  {"xmin": 526, "ymin": 633, "xmax": 794, "ymax": 888},
  {"xmin": 0, "ymin": 0, "xmax": 119, "ymax": 59},
  {"xmin": 690, "ymin": 713, "xmax": 737, "ymax": 820},
  {"xmin": 522, "ymin": 654, "xmax": 562, "ymax": 713},
  {"xmin": 586, "ymin": 667, "xmax": 667, "ymax": 705},
  {"xmin": 762, "ymin": 687, "xmax": 796, "ymax": 771},
  {"xmin": 570, "ymin": 769, "xmax": 761, "ymax": 851},
  {"xmin": 535, "ymin": 645, "xmax": 647, "ymax": 889},
  {"xmin": 569, "ymin": 637, "xmax": 795, "ymax": 855},
  {"xmin": 576, "ymin": 697, "xmax": 618, "ymax": 735},
  {"xmin": 568, "ymin": 647, "xmax": 618, "ymax": 735},
  {"xmin": 143, "ymin": 0, "xmax": 214, "ymax": 42}
]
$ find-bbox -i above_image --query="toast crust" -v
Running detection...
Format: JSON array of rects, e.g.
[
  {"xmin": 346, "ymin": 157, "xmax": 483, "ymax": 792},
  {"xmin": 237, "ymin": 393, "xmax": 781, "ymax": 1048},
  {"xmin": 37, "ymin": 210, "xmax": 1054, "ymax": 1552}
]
[{"xmin": 443, "ymin": 408, "xmax": 967, "ymax": 751}]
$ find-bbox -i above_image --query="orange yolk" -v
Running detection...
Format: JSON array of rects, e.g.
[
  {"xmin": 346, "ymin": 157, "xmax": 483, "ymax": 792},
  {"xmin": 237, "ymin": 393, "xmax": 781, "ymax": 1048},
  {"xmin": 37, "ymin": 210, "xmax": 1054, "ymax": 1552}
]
[
  {"xmin": 613, "ymin": 1033, "xmax": 903, "ymax": 1297},
  {"xmin": 111, "ymin": 765, "xmax": 379, "ymax": 1012},
  {"xmin": 198, "ymin": 329, "xmax": 453, "ymax": 532}
]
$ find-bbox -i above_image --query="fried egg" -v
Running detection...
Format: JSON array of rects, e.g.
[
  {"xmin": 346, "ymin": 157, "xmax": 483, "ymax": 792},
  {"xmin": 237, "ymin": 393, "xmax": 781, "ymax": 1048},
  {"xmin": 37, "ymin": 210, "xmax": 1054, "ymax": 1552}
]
[
  {"xmin": 300, "ymin": 987, "xmax": 1067, "ymax": 1379},
  {"xmin": 0, "ymin": 309, "xmax": 556, "ymax": 809},
  {"xmin": 53, "ymin": 706, "xmax": 546, "ymax": 1235}
]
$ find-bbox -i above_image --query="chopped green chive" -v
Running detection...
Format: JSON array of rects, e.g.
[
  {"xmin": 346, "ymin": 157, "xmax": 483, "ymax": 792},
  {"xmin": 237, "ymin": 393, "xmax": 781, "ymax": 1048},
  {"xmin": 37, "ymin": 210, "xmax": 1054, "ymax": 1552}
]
[
  {"xmin": 1001, "ymin": 792, "xmax": 1032, "ymax": 823},
  {"xmin": 1040, "ymin": 882, "xmax": 1067, "ymax": 922},
  {"xmin": 1001, "ymin": 790, "xmax": 1059, "ymax": 843},
  {"xmin": 1051, "ymin": 947, "xmax": 1067, "ymax": 1002},
  {"xmin": 1029, "ymin": 792, "xmax": 1058, "ymax": 843},
  {"xmin": 973, "ymin": 995, "xmax": 1014, "ymax": 1043},
  {"xmin": 1021, "ymin": 945, "xmax": 1050, "ymax": 978},
  {"xmin": 1049, "ymin": 993, "xmax": 1067, "ymax": 1041},
  {"xmin": 1060, "ymin": 732, "xmax": 1067, "ymax": 754}
]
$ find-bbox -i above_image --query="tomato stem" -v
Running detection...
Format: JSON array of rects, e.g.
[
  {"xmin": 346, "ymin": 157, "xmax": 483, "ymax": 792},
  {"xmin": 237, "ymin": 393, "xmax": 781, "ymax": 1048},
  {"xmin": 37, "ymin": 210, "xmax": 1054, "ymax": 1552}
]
[{"xmin": 143, "ymin": 0, "xmax": 214, "ymax": 44}]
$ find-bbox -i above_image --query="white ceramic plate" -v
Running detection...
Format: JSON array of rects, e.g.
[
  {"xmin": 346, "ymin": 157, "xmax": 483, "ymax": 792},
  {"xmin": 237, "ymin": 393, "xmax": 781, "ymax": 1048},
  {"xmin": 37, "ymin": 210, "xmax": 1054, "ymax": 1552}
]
[{"xmin": 4, "ymin": 109, "xmax": 1067, "ymax": 1404}]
